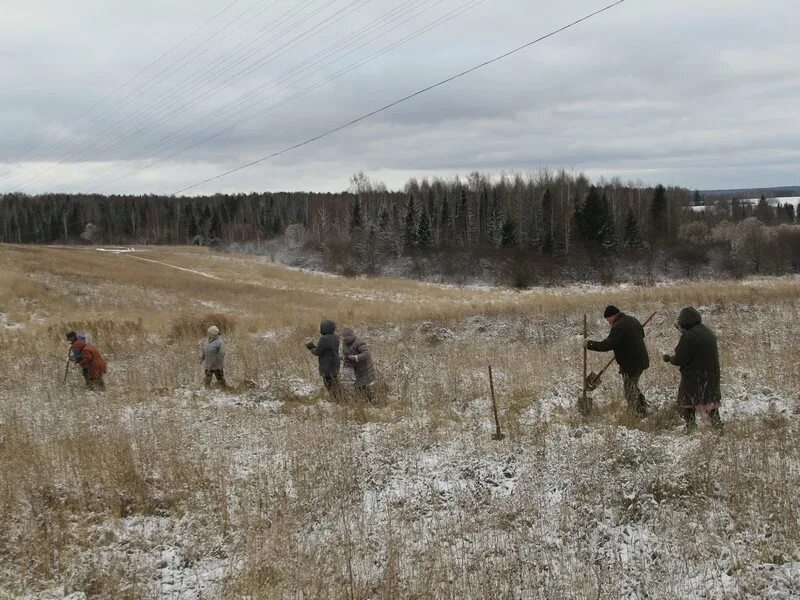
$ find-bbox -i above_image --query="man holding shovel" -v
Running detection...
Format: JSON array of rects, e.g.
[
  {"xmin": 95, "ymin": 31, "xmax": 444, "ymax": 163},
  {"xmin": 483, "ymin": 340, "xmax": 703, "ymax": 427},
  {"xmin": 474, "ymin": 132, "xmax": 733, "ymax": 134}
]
[{"xmin": 585, "ymin": 306, "xmax": 650, "ymax": 418}]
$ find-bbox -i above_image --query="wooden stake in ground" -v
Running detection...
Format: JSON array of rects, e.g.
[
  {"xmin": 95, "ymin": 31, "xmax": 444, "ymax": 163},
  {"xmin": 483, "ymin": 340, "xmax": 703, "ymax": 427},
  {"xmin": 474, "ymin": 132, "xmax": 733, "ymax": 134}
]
[
  {"xmin": 579, "ymin": 314, "xmax": 594, "ymax": 415},
  {"xmin": 488, "ymin": 365, "xmax": 505, "ymax": 441},
  {"xmin": 63, "ymin": 348, "xmax": 71, "ymax": 384}
]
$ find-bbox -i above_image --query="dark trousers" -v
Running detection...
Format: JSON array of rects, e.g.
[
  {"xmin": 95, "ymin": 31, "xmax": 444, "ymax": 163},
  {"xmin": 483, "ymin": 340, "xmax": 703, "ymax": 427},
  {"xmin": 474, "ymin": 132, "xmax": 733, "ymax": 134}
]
[
  {"xmin": 204, "ymin": 369, "xmax": 227, "ymax": 388},
  {"xmin": 681, "ymin": 405, "xmax": 722, "ymax": 431},
  {"xmin": 323, "ymin": 374, "xmax": 341, "ymax": 400},
  {"xmin": 622, "ymin": 373, "xmax": 648, "ymax": 418},
  {"xmin": 87, "ymin": 377, "xmax": 105, "ymax": 391},
  {"xmin": 355, "ymin": 383, "xmax": 374, "ymax": 403}
]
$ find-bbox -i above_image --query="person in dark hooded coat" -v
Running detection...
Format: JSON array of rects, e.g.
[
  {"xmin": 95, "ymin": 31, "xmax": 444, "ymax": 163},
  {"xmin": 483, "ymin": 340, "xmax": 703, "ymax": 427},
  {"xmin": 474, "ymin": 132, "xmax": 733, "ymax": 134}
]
[
  {"xmin": 663, "ymin": 307, "xmax": 722, "ymax": 431},
  {"xmin": 341, "ymin": 326, "xmax": 376, "ymax": 401},
  {"xmin": 586, "ymin": 305, "xmax": 650, "ymax": 417},
  {"xmin": 307, "ymin": 319, "xmax": 341, "ymax": 399}
]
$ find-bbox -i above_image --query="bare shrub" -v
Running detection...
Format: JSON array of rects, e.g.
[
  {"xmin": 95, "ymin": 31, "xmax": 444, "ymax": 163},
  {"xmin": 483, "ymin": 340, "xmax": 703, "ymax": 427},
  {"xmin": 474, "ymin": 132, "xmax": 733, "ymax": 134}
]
[{"xmin": 167, "ymin": 312, "xmax": 236, "ymax": 342}]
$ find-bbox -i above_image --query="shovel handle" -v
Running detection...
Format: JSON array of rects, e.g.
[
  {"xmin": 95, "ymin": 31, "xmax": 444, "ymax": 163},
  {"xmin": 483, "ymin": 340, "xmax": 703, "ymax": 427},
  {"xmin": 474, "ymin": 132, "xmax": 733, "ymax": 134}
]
[{"xmin": 488, "ymin": 365, "xmax": 503, "ymax": 440}]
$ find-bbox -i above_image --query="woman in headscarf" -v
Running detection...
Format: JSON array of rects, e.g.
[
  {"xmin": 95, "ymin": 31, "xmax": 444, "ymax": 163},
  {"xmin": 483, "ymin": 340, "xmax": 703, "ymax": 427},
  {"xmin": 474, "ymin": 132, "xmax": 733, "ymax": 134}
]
[
  {"xmin": 201, "ymin": 325, "xmax": 228, "ymax": 389},
  {"xmin": 341, "ymin": 326, "xmax": 376, "ymax": 402}
]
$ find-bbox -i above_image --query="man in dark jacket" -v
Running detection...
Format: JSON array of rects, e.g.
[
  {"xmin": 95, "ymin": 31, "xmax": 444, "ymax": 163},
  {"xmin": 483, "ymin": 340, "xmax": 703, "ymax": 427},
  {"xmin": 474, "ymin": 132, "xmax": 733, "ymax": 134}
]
[
  {"xmin": 663, "ymin": 307, "xmax": 722, "ymax": 431},
  {"xmin": 307, "ymin": 319, "xmax": 341, "ymax": 399},
  {"xmin": 586, "ymin": 305, "xmax": 650, "ymax": 417}
]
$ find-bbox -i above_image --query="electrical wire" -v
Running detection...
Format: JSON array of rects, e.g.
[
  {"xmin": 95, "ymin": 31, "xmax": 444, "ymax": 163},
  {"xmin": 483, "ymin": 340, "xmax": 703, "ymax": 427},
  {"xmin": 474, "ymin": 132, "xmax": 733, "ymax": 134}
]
[{"xmin": 171, "ymin": 0, "xmax": 626, "ymax": 195}]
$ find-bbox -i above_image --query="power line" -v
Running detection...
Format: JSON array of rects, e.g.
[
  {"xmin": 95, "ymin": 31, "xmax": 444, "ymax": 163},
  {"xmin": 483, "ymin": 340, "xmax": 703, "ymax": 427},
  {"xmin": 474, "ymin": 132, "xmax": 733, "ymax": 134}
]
[
  {"xmin": 54, "ymin": 0, "xmax": 446, "ymax": 194},
  {"xmin": 6, "ymin": 0, "xmax": 287, "ymax": 192},
  {"xmin": 21, "ymin": 0, "xmax": 440, "ymax": 195},
  {"xmin": 172, "ymin": 0, "xmax": 626, "ymax": 196},
  {"xmin": 11, "ymin": 0, "xmax": 345, "ymax": 195},
  {"xmin": 0, "ymin": 0, "xmax": 249, "ymax": 180}
]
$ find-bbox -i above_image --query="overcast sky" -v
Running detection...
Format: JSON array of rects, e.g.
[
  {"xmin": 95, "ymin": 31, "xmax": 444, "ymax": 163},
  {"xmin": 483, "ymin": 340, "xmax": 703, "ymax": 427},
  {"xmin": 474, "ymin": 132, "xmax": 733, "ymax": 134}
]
[{"xmin": 0, "ymin": 0, "xmax": 797, "ymax": 196}]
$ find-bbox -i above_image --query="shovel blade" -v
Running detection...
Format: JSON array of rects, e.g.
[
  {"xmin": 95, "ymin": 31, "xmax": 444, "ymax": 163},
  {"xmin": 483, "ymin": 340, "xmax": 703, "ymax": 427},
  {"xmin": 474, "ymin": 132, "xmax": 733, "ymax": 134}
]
[
  {"xmin": 585, "ymin": 372, "xmax": 601, "ymax": 391},
  {"xmin": 578, "ymin": 395, "xmax": 594, "ymax": 416},
  {"xmin": 492, "ymin": 432, "xmax": 505, "ymax": 441}
]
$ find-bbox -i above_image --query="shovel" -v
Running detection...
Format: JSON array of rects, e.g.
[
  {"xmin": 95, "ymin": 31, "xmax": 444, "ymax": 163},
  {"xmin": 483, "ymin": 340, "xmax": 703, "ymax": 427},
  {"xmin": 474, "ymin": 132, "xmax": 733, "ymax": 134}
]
[
  {"xmin": 488, "ymin": 365, "xmax": 505, "ymax": 441},
  {"xmin": 586, "ymin": 310, "xmax": 657, "ymax": 391},
  {"xmin": 578, "ymin": 313, "xmax": 593, "ymax": 415}
]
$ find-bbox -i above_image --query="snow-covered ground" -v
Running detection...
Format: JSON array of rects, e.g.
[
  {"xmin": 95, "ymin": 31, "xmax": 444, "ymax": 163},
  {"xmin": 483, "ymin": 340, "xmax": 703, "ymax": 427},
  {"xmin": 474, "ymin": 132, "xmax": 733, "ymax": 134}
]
[
  {"xmin": 1, "ymin": 248, "xmax": 798, "ymax": 598},
  {"xmin": 691, "ymin": 196, "xmax": 800, "ymax": 212}
]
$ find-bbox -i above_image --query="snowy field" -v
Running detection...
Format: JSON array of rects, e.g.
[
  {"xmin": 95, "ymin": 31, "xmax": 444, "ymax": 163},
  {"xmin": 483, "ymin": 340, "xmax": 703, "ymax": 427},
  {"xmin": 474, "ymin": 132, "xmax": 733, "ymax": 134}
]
[
  {"xmin": 0, "ymin": 245, "xmax": 798, "ymax": 599},
  {"xmin": 690, "ymin": 196, "xmax": 800, "ymax": 213}
]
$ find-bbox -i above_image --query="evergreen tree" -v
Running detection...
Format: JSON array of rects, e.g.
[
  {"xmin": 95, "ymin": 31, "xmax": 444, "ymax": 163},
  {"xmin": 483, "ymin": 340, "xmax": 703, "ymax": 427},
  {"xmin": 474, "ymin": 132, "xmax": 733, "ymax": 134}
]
[
  {"xmin": 693, "ymin": 190, "xmax": 702, "ymax": 206},
  {"xmin": 578, "ymin": 186, "xmax": 608, "ymax": 242},
  {"xmin": 349, "ymin": 197, "xmax": 363, "ymax": 232},
  {"xmin": 500, "ymin": 216, "xmax": 517, "ymax": 247},
  {"xmin": 403, "ymin": 194, "xmax": 418, "ymax": 251},
  {"xmin": 376, "ymin": 203, "xmax": 389, "ymax": 230},
  {"xmin": 754, "ymin": 196, "xmax": 773, "ymax": 224},
  {"xmin": 600, "ymin": 193, "xmax": 617, "ymax": 252},
  {"xmin": 784, "ymin": 203, "xmax": 796, "ymax": 223},
  {"xmin": 622, "ymin": 207, "xmax": 641, "ymax": 250},
  {"xmin": 439, "ymin": 196, "xmax": 451, "ymax": 244},
  {"xmin": 650, "ymin": 184, "xmax": 667, "ymax": 238},
  {"xmin": 417, "ymin": 208, "xmax": 432, "ymax": 249}
]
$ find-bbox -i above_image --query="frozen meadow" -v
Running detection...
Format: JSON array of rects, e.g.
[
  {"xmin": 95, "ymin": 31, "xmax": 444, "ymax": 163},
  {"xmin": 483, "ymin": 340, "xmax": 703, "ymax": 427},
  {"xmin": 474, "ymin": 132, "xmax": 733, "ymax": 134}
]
[{"xmin": 0, "ymin": 245, "xmax": 798, "ymax": 599}]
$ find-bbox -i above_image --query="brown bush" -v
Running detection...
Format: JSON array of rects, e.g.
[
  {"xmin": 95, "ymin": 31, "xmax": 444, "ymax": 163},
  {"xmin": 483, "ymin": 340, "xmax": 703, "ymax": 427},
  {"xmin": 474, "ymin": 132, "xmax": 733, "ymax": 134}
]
[
  {"xmin": 48, "ymin": 318, "xmax": 144, "ymax": 352},
  {"xmin": 167, "ymin": 312, "xmax": 236, "ymax": 342}
]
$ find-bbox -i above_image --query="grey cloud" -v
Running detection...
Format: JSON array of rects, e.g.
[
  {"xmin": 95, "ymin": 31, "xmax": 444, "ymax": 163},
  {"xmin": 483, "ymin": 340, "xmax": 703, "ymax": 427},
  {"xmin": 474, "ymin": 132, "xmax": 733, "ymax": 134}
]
[{"xmin": 1, "ymin": 0, "xmax": 798, "ymax": 194}]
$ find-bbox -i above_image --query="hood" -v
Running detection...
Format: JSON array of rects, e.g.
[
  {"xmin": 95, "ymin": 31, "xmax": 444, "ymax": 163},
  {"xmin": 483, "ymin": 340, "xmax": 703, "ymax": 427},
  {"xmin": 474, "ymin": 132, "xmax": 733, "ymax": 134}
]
[
  {"xmin": 320, "ymin": 319, "xmax": 336, "ymax": 335},
  {"xmin": 677, "ymin": 307, "xmax": 702, "ymax": 329},
  {"xmin": 207, "ymin": 333, "xmax": 220, "ymax": 342},
  {"xmin": 340, "ymin": 327, "xmax": 356, "ymax": 344}
]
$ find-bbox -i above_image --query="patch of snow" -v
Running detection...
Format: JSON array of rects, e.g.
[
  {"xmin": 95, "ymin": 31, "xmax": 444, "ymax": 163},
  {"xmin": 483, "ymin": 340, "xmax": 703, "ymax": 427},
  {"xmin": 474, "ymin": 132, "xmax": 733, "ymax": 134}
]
[
  {"xmin": 0, "ymin": 313, "xmax": 22, "ymax": 330},
  {"xmin": 126, "ymin": 255, "xmax": 222, "ymax": 280},
  {"xmin": 96, "ymin": 247, "xmax": 136, "ymax": 254}
]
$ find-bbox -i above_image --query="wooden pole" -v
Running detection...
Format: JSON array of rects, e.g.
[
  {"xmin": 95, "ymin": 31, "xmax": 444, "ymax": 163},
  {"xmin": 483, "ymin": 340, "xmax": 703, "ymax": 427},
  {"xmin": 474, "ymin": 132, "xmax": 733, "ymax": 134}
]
[
  {"xmin": 580, "ymin": 314, "xmax": 593, "ymax": 415},
  {"xmin": 488, "ymin": 365, "xmax": 504, "ymax": 441}
]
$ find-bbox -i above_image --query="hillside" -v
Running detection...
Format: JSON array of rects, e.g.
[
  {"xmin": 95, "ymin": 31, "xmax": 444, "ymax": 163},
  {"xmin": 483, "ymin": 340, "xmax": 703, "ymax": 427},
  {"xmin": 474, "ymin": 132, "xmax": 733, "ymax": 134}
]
[{"xmin": 1, "ymin": 245, "xmax": 798, "ymax": 599}]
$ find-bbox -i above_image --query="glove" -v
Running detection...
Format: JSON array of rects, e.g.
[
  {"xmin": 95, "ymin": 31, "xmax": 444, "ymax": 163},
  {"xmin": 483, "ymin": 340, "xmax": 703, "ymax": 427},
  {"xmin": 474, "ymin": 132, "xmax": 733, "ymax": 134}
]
[
  {"xmin": 306, "ymin": 341, "xmax": 315, "ymax": 350},
  {"xmin": 345, "ymin": 355, "xmax": 357, "ymax": 364},
  {"xmin": 662, "ymin": 354, "xmax": 672, "ymax": 363}
]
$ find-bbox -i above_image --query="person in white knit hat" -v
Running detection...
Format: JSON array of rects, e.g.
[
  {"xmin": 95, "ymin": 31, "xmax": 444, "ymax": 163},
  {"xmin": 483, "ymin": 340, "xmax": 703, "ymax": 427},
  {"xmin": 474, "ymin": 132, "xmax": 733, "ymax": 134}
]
[{"xmin": 201, "ymin": 325, "xmax": 227, "ymax": 388}]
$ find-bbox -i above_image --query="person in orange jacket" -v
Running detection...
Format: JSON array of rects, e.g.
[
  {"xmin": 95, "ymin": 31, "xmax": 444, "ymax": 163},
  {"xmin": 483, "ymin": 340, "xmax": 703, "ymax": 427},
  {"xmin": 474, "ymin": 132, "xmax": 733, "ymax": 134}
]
[{"xmin": 69, "ymin": 338, "xmax": 107, "ymax": 391}]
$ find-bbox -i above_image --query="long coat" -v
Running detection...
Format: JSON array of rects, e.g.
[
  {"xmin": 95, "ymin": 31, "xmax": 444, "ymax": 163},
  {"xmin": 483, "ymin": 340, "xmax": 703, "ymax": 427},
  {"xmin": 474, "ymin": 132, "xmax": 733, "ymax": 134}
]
[
  {"xmin": 202, "ymin": 334, "xmax": 226, "ymax": 370},
  {"xmin": 311, "ymin": 320, "xmax": 340, "ymax": 377},
  {"xmin": 72, "ymin": 340, "xmax": 108, "ymax": 380},
  {"xmin": 670, "ymin": 307, "xmax": 721, "ymax": 407},
  {"xmin": 341, "ymin": 328, "xmax": 375, "ymax": 387},
  {"xmin": 587, "ymin": 312, "xmax": 650, "ymax": 376}
]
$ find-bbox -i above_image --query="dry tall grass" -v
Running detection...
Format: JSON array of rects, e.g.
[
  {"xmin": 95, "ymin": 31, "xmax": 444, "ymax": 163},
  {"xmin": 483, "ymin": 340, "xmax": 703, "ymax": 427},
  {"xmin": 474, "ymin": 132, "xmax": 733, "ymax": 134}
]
[{"xmin": 0, "ymin": 244, "xmax": 798, "ymax": 598}]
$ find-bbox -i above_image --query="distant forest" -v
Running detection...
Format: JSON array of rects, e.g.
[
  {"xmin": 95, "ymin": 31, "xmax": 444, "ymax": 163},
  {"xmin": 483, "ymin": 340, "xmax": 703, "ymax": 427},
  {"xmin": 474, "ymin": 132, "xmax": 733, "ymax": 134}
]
[{"xmin": 2, "ymin": 170, "xmax": 798, "ymax": 285}]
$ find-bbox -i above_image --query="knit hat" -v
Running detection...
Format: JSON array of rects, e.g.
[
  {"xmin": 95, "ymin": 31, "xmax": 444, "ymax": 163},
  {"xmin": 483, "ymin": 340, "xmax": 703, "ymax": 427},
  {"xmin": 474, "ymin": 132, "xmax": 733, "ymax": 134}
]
[
  {"xmin": 603, "ymin": 305, "xmax": 620, "ymax": 318},
  {"xmin": 676, "ymin": 307, "xmax": 702, "ymax": 329},
  {"xmin": 208, "ymin": 325, "xmax": 220, "ymax": 336}
]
